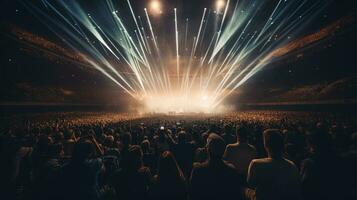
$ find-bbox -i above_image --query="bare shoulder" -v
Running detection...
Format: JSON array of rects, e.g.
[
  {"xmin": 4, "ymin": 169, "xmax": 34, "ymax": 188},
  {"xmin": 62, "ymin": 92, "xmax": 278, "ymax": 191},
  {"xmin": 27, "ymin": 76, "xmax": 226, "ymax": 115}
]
[
  {"xmin": 250, "ymin": 158, "xmax": 271, "ymax": 166},
  {"xmin": 224, "ymin": 160, "xmax": 236, "ymax": 169},
  {"xmin": 248, "ymin": 144, "xmax": 257, "ymax": 150},
  {"xmin": 227, "ymin": 143, "xmax": 239, "ymax": 149},
  {"xmin": 192, "ymin": 161, "xmax": 209, "ymax": 170},
  {"xmin": 284, "ymin": 158, "xmax": 296, "ymax": 165},
  {"xmin": 226, "ymin": 143, "xmax": 235, "ymax": 148},
  {"xmin": 283, "ymin": 158, "xmax": 299, "ymax": 170}
]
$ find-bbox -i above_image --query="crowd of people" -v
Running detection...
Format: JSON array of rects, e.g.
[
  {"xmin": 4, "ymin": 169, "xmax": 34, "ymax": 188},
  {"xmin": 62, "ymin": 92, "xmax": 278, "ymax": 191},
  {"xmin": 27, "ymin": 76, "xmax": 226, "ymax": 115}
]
[{"xmin": 0, "ymin": 111, "xmax": 356, "ymax": 200}]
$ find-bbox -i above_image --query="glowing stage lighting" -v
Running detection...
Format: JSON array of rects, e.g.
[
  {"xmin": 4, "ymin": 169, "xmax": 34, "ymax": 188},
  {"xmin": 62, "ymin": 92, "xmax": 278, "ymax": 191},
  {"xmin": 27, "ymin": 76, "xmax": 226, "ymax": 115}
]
[
  {"xmin": 149, "ymin": 0, "xmax": 162, "ymax": 15},
  {"xmin": 138, "ymin": 92, "xmax": 224, "ymax": 113},
  {"xmin": 25, "ymin": 0, "xmax": 330, "ymax": 113},
  {"xmin": 216, "ymin": 0, "xmax": 225, "ymax": 10}
]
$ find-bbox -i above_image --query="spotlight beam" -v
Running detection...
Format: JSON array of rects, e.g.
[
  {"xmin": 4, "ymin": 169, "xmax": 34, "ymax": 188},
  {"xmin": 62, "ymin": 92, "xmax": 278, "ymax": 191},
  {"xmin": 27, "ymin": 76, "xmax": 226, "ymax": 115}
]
[
  {"xmin": 23, "ymin": 0, "xmax": 331, "ymax": 112},
  {"xmin": 174, "ymin": 8, "xmax": 180, "ymax": 85}
]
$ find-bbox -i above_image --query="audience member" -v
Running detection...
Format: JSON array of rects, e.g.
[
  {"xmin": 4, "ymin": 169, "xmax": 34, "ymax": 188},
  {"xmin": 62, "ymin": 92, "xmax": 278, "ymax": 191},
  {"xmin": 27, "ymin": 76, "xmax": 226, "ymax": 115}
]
[
  {"xmin": 300, "ymin": 130, "xmax": 343, "ymax": 200},
  {"xmin": 0, "ymin": 111, "xmax": 355, "ymax": 200},
  {"xmin": 112, "ymin": 145, "xmax": 152, "ymax": 200},
  {"xmin": 58, "ymin": 139, "xmax": 104, "ymax": 200},
  {"xmin": 247, "ymin": 129, "xmax": 301, "ymax": 200},
  {"xmin": 224, "ymin": 126, "xmax": 257, "ymax": 177},
  {"xmin": 150, "ymin": 151, "xmax": 187, "ymax": 200},
  {"xmin": 190, "ymin": 133, "xmax": 243, "ymax": 200},
  {"xmin": 172, "ymin": 131, "xmax": 196, "ymax": 177}
]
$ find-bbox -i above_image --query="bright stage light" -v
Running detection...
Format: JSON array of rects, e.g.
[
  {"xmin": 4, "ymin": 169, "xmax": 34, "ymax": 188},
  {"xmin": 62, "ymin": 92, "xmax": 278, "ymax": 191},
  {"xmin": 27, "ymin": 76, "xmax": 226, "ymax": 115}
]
[
  {"xmin": 216, "ymin": 0, "xmax": 225, "ymax": 10},
  {"xmin": 149, "ymin": 0, "xmax": 162, "ymax": 15},
  {"xmin": 138, "ymin": 92, "xmax": 222, "ymax": 113},
  {"xmin": 27, "ymin": 0, "xmax": 329, "ymax": 113}
]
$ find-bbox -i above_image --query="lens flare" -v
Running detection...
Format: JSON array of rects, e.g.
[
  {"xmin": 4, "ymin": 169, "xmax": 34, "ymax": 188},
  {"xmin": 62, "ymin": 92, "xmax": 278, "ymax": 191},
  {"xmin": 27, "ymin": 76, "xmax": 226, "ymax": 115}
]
[
  {"xmin": 149, "ymin": 0, "xmax": 162, "ymax": 15},
  {"xmin": 216, "ymin": 0, "xmax": 225, "ymax": 11}
]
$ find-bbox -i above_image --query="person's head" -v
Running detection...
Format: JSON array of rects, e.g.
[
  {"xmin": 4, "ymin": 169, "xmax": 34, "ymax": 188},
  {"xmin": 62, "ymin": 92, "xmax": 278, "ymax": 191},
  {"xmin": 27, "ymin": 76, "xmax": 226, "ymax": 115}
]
[
  {"xmin": 126, "ymin": 145, "xmax": 143, "ymax": 170},
  {"xmin": 236, "ymin": 126, "xmax": 248, "ymax": 143},
  {"xmin": 103, "ymin": 135, "xmax": 114, "ymax": 147},
  {"xmin": 224, "ymin": 124, "xmax": 234, "ymax": 135},
  {"xmin": 206, "ymin": 133, "xmax": 226, "ymax": 160},
  {"xmin": 285, "ymin": 143, "xmax": 297, "ymax": 158},
  {"xmin": 306, "ymin": 130, "xmax": 332, "ymax": 153},
  {"xmin": 37, "ymin": 134, "xmax": 53, "ymax": 148},
  {"xmin": 158, "ymin": 129, "xmax": 166, "ymax": 142},
  {"xmin": 88, "ymin": 129, "xmax": 96, "ymax": 137},
  {"xmin": 47, "ymin": 143, "xmax": 64, "ymax": 158},
  {"xmin": 351, "ymin": 132, "xmax": 357, "ymax": 150},
  {"xmin": 157, "ymin": 151, "xmax": 185, "ymax": 182},
  {"xmin": 177, "ymin": 131, "xmax": 187, "ymax": 144},
  {"xmin": 201, "ymin": 132, "xmax": 209, "ymax": 146},
  {"xmin": 121, "ymin": 132, "xmax": 132, "ymax": 147},
  {"xmin": 263, "ymin": 129, "xmax": 284, "ymax": 159},
  {"xmin": 72, "ymin": 140, "xmax": 95, "ymax": 162},
  {"xmin": 52, "ymin": 132, "xmax": 64, "ymax": 143},
  {"xmin": 209, "ymin": 124, "xmax": 220, "ymax": 135},
  {"xmin": 64, "ymin": 129, "xmax": 74, "ymax": 140},
  {"xmin": 141, "ymin": 139, "xmax": 151, "ymax": 153}
]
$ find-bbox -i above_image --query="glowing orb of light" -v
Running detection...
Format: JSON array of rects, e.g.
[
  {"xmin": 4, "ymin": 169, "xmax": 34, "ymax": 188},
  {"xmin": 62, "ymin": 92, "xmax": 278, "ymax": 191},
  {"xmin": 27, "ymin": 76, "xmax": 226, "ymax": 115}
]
[
  {"xmin": 149, "ymin": 0, "xmax": 162, "ymax": 15},
  {"xmin": 138, "ymin": 93, "xmax": 220, "ymax": 113},
  {"xmin": 216, "ymin": 0, "xmax": 225, "ymax": 10}
]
